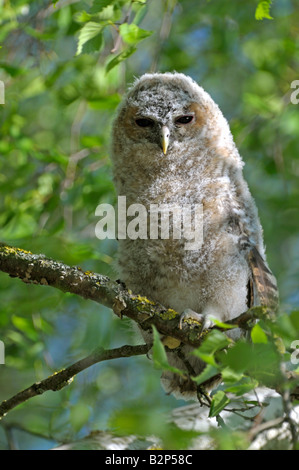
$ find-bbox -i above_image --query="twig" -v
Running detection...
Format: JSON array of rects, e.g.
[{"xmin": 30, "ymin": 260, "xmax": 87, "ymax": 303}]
[
  {"xmin": 0, "ymin": 344, "xmax": 149, "ymax": 419},
  {"xmin": 248, "ymin": 416, "xmax": 285, "ymax": 441},
  {"xmin": 111, "ymin": 2, "xmax": 133, "ymax": 54},
  {"xmin": 38, "ymin": 0, "xmax": 81, "ymax": 19},
  {"xmin": 61, "ymin": 100, "xmax": 88, "ymax": 230}
]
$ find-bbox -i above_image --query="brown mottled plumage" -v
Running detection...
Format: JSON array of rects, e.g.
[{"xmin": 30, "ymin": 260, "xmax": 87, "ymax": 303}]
[{"xmin": 111, "ymin": 72, "xmax": 278, "ymax": 400}]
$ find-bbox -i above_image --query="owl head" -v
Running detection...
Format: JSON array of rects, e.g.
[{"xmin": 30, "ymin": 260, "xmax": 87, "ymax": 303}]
[{"xmin": 112, "ymin": 72, "xmax": 239, "ymax": 164}]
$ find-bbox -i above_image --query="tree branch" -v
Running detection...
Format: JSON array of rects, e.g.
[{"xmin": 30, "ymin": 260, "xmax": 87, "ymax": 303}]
[
  {"xmin": 0, "ymin": 344, "xmax": 149, "ymax": 419},
  {"xmin": 0, "ymin": 242, "xmax": 222, "ymax": 348},
  {"xmin": 0, "ymin": 242, "xmax": 273, "ymax": 348}
]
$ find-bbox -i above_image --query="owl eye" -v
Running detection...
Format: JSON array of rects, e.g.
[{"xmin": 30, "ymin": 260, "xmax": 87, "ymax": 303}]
[
  {"xmin": 135, "ymin": 118, "xmax": 154, "ymax": 128},
  {"xmin": 175, "ymin": 115, "xmax": 194, "ymax": 125}
]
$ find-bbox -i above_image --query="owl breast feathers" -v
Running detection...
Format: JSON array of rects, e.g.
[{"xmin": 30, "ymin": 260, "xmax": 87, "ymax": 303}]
[{"xmin": 111, "ymin": 72, "xmax": 278, "ymax": 400}]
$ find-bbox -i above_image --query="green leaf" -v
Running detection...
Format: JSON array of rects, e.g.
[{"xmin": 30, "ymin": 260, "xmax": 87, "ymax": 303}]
[
  {"xmin": 12, "ymin": 315, "xmax": 38, "ymax": 341},
  {"xmin": 224, "ymin": 376, "xmax": 259, "ymax": 396},
  {"xmin": 271, "ymin": 313, "xmax": 298, "ymax": 341},
  {"xmin": 251, "ymin": 323, "xmax": 268, "ymax": 344},
  {"xmin": 24, "ymin": 26, "xmax": 54, "ymax": 41},
  {"xmin": 119, "ymin": 23, "xmax": 153, "ymax": 45},
  {"xmin": 219, "ymin": 340, "xmax": 281, "ymax": 387},
  {"xmin": 209, "ymin": 391, "xmax": 230, "ymax": 417},
  {"xmin": 76, "ymin": 21, "xmax": 105, "ymax": 55},
  {"xmin": 0, "ymin": 62, "xmax": 27, "ymax": 77},
  {"xmin": 195, "ymin": 352, "xmax": 218, "ymax": 367},
  {"xmin": 152, "ymin": 325, "xmax": 168, "ymax": 367},
  {"xmin": 132, "ymin": 3, "xmax": 148, "ymax": 26},
  {"xmin": 211, "ymin": 318, "xmax": 237, "ymax": 330},
  {"xmin": 193, "ymin": 329, "xmax": 230, "ymax": 357},
  {"xmin": 218, "ymin": 341, "xmax": 251, "ymax": 373},
  {"xmin": 91, "ymin": 0, "xmax": 114, "ymax": 14},
  {"xmin": 106, "ymin": 45, "xmax": 137, "ymax": 73},
  {"xmin": 192, "ymin": 363, "xmax": 219, "ymax": 385},
  {"xmin": 193, "ymin": 329, "xmax": 230, "ymax": 367},
  {"xmin": 221, "ymin": 366, "xmax": 244, "ymax": 384},
  {"xmin": 151, "ymin": 326, "xmax": 185, "ymax": 377},
  {"xmin": 255, "ymin": 1, "xmax": 273, "ymax": 20},
  {"xmin": 73, "ymin": 11, "xmax": 93, "ymax": 24}
]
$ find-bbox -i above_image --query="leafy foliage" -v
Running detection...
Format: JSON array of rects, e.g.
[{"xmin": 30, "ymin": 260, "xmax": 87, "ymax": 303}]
[
  {"xmin": 0, "ymin": 0, "xmax": 298, "ymax": 450},
  {"xmin": 255, "ymin": 1, "xmax": 273, "ymax": 20}
]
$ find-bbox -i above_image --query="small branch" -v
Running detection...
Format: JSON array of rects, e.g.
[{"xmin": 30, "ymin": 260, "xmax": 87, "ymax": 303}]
[
  {"xmin": 110, "ymin": 2, "xmax": 133, "ymax": 54},
  {"xmin": 38, "ymin": 0, "xmax": 82, "ymax": 19},
  {"xmin": 61, "ymin": 99, "xmax": 88, "ymax": 230},
  {"xmin": 248, "ymin": 416, "xmax": 285, "ymax": 441},
  {"xmin": 0, "ymin": 344, "xmax": 149, "ymax": 419}
]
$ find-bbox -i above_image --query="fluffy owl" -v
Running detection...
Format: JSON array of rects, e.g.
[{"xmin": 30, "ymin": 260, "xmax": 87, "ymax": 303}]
[{"xmin": 111, "ymin": 72, "xmax": 278, "ymax": 400}]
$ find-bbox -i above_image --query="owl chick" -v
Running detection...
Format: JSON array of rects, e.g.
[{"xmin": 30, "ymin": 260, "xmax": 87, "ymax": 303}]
[{"xmin": 111, "ymin": 72, "xmax": 278, "ymax": 400}]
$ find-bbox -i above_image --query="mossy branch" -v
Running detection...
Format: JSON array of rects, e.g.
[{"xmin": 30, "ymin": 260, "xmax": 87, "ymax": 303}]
[
  {"xmin": 0, "ymin": 241, "xmax": 251, "ymax": 348},
  {"xmin": 0, "ymin": 242, "xmax": 263, "ymax": 344}
]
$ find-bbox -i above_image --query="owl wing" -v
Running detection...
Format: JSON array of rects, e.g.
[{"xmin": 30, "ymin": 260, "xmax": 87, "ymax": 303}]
[
  {"xmin": 229, "ymin": 215, "xmax": 278, "ymax": 310},
  {"xmin": 246, "ymin": 245, "xmax": 279, "ymax": 310}
]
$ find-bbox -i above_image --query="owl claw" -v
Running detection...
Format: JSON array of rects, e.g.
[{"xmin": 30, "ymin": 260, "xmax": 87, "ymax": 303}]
[
  {"xmin": 179, "ymin": 309, "xmax": 214, "ymax": 330},
  {"xmin": 179, "ymin": 308, "xmax": 204, "ymax": 329}
]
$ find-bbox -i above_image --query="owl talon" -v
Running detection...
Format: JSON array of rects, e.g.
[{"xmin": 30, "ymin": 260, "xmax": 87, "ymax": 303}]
[
  {"xmin": 179, "ymin": 309, "xmax": 215, "ymax": 330},
  {"xmin": 179, "ymin": 308, "xmax": 205, "ymax": 329}
]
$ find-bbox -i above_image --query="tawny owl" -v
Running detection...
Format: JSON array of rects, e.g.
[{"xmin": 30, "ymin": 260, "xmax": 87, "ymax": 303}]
[{"xmin": 111, "ymin": 72, "xmax": 278, "ymax": 400}]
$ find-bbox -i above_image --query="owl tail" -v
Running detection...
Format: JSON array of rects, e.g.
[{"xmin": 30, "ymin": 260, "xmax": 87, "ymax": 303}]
[{"xmin": 247, "ymin": 246, "xmax": 279, "ymax": 311}]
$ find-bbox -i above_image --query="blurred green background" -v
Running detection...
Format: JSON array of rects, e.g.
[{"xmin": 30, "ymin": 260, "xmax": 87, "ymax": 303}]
[{"xmin": 0, "ymin": 0, "xmax": 298, "ymax": 449}]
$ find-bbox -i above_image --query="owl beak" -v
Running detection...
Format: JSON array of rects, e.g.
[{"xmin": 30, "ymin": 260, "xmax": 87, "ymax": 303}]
[{"xmin": 161, "ymin": 126, "xmax": 170, "ymax": 155}]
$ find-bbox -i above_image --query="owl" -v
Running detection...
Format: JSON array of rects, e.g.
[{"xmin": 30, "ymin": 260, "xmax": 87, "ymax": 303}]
[{"xmin": 111, "ymin": 72, "xmax": 278, "ymax": 401}]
